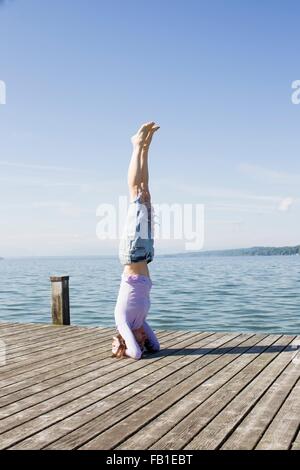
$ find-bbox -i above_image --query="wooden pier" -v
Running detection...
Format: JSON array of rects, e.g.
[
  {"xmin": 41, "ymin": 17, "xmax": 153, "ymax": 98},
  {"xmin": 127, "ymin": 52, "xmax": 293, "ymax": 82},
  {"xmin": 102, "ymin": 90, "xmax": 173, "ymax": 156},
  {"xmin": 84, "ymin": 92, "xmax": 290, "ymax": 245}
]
[{"xmin": 0, "ymin": 322, "xmax": 299, "ymax": 450}]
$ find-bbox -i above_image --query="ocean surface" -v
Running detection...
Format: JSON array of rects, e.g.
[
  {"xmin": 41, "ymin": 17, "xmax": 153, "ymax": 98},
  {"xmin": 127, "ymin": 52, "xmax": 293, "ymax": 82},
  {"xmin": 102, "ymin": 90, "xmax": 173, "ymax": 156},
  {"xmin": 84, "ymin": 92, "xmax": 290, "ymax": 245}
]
[{"xmin": 0, "ymin": 255, "xmax": 299, "ymax": 334}]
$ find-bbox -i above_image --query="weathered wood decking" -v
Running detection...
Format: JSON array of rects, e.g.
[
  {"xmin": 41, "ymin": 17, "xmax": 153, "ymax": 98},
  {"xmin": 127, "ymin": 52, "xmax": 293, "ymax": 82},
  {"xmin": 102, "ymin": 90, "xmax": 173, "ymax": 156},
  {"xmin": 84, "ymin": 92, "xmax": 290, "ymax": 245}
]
[{"xmin": 0, "ymin": 322, "xmax": 299, "ymax": 450}]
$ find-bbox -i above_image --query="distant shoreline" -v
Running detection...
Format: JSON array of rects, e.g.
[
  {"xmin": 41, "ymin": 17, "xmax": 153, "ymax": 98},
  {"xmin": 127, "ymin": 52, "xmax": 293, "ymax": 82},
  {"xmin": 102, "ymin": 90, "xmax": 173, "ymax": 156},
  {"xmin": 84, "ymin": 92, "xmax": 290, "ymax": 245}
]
[
  {"xmin": 1, "ymin": 245, "xmax": 299, "ymax": 259},
  {"xmin": 170, "ymin": 245, "xmax": 300, "ymax": 257}
]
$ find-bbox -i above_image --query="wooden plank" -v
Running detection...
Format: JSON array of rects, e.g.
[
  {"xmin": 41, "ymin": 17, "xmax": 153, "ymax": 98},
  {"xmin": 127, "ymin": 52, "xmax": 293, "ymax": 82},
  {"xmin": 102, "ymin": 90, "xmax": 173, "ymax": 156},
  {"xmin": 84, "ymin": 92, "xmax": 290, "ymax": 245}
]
[
  {"xmin": 0, "ymin": 330, "xmax": 204, "ymax": 446},
  {"xmin": 0, "ymin": 322, "xmax": 54, "ymax": 331},
  {"xmin": 80, "ymin": 333, "xmax": 270, "ymax": 450},
  {"xmin": 2, "ymin": 323, "xmax": 109, "ymax": 344},
  {"xmin": 0, "ymin": 330, "xmax": 176, "ymax": 406},
  {"xmin": 0, "ymin": 324, "xmax": 63, "ymax": 340},
  {"xmin": 0, "ymin": 323, "xmax": 44, "ymax": 333},
  {"xmin": 36, "ymin": 333, "xmax": 248, "ymax": 450},
  {"xmin": 0, "ymin": 330, "xmax": 178, "ymax": 391},
  {"xmin": 0, "ymin": 323, "xmax": 170, "ymax": 343},
  {"xmin": 2, "ymin": 337, "xmax": 108, "ymax": 374},
  {"xmin": 1, "ymin": 322, "xmax": 154, "ymax": 344},
  {"xmin": 255, "ymin": 378, "xmax": 300, "ymax": 450},
  {"xmin": 291, "ymin": 429, "xmax": 300, "ymax": 450},
  {"xmin": 182, "ymin": 335, "xmax": 295, "ymax": 450},
  {"xmin": 3, "ymin": 325, "xmax": 175, "ymax": 356},
  {"xmin": 5, "ymin": 328, "xmax": 112, "ymax": 359},
  {"xmin": 0, "ymin": 322, "xmax": 25, "ymax": 329},
  {"xmin": 0, "ymin": 322, "xmax": 85, "ymax": 336},
  {"xmin": 5, "ymin": 328, "xmax": 113, "ymax": 360},
  {"xmin": 2, "ymin": 331, "xmax": 223, "ymax": 449},
  {"xmin": 145, "ymin": 334, "xmax": 286, "ymax": 450},
  {"xmin": 2, "ymin": 327, "xmax": 100, "ymax": 351},
  {"xmin": 0, "ymin": 329, "xmax": 183, "ymax": 381},
  {"xmin": 1, "ymin": 323, "xmax": 297, "ymax": 452},
  {"xmin": 0, "ymin": 331, "xmax": 200, "ymax": 418},
  {"xmin": 0, "ymin": 334, "xmax": 203, "ymax": 418},
  {"xmin": 0, "ymin": 350, "xmax": 111, "ymax": 404},
  {"xmin": 2, "ymin": 326, "xmax": 173, "ymax": 354},
  {"xmin": 117, "ymin": 333, "xmax": 275, "ymax": 450},
  {"xmin": 0, "ymin": 330, "xmax": 113, "ymax": 374},
  {"xmin": 220, "ymin": 362, "xmax": 300, "ymax": 449},
  {"xmin": 0, "ymin": 326, "xmax": 105, "ymax": 352},
  {"xmin": 0, "ymin": 333, "xmax": 113, "ymax": 384}
]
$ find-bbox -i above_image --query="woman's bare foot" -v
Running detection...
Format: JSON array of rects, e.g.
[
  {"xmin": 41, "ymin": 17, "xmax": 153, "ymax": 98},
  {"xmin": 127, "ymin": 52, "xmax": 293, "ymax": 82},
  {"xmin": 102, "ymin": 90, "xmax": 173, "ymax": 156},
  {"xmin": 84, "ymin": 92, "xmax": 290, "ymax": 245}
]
[
  {"xmin": 143, "ymin": 124, "xmax": 160, "ymax": 149},
  {"xmin": 131, "ymin": 122, "xmax": 155, "ymax": 148}
]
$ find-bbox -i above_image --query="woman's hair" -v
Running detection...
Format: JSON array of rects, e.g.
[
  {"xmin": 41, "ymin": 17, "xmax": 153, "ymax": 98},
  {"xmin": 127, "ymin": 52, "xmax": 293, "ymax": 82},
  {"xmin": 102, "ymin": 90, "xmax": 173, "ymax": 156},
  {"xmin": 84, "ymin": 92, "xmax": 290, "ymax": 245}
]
[{"xmin": 111, "ymin": 333, "xmax": 128, "ymax": 359}]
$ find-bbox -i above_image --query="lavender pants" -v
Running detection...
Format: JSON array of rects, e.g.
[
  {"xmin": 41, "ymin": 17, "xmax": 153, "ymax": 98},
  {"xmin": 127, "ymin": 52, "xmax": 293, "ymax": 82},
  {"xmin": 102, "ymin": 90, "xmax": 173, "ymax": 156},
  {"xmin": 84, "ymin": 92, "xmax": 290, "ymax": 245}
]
[{"xmin": 114, "ymin": 273, "xmax": 160, "ymax": 359}]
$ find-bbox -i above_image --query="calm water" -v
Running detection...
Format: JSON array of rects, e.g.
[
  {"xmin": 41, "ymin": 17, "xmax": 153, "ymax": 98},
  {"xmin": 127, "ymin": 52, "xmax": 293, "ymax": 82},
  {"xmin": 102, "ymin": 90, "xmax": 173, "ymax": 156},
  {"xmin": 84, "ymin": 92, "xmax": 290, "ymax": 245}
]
[{"xmin": 0, "ymin": 255, "xmax": 299, "ymax": 334}]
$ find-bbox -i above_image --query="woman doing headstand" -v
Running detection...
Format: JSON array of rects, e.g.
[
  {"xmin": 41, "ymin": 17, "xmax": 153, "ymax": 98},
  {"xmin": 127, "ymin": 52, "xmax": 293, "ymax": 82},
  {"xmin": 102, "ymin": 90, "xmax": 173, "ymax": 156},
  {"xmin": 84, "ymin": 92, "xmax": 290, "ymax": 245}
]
[{"xmin": 112, "ymin": 122, "xmax": 160, "ymax": 360}]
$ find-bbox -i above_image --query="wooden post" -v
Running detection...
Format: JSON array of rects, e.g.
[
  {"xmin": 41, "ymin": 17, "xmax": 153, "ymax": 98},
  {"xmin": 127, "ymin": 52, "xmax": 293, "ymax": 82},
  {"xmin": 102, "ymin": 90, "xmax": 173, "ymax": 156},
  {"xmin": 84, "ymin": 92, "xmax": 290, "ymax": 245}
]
[{"xmin": 50, "ymin": 276, "xmax": 70, "ymax": 325}]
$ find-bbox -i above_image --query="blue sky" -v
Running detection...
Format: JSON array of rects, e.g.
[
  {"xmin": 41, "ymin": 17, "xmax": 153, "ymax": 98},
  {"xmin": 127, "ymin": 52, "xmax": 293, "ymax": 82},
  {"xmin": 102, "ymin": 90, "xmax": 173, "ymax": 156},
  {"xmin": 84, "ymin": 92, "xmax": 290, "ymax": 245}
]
[{"xmin": 0, "ymin": 0, "xmax": 299, "ymax": 256}]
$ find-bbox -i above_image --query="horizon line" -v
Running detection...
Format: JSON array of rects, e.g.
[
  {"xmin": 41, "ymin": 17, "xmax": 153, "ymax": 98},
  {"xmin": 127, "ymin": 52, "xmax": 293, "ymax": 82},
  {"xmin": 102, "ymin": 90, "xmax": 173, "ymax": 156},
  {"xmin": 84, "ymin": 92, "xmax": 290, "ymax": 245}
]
[{"xmin": 1, "ymin": 243, "xmax": 299, "ymax": 259}]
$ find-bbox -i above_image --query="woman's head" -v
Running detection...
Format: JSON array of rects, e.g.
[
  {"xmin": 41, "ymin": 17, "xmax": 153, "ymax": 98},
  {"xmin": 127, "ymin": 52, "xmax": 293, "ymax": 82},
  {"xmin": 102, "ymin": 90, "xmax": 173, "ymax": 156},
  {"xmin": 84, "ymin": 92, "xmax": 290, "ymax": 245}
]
[
  {"xmin": 111, "ymin": 327, "xmax": 147, "ymax": 359},
  {"xmin": 133, "ymin": 326, "xmax": 147, "ymax": 349}
]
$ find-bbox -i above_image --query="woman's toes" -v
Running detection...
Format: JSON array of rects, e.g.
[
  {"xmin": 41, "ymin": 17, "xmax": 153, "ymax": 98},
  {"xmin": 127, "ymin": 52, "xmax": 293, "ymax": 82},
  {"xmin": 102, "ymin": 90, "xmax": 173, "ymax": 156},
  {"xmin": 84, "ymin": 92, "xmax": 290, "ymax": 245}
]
[
  {"xmin": 131, "ymin": 122, "xmax": 156, "ymax": 147},
  {"xmin": 143, "ymin": 125, "xmax": 160, "ymax": 147},
  {"xmin": 148, "ymin": 124, "xmax": 160, "ymax": 136},
  {"xmin": 139, "ymin": 122, "xmax": 155, "ymax": 140},
  {"xmin": 139, "ymin": 122, "xmax": 155, "ymax": 133}
]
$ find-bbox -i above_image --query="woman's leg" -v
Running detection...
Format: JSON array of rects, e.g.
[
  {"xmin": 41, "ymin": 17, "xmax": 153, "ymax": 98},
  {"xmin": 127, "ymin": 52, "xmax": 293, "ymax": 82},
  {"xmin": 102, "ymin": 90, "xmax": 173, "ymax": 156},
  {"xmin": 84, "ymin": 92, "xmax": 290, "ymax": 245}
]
[
  {"xmin": 143, "ymin": 321, "xmax": 160, "ymax": 352},
  {"xmin": 128, "ymin": 122, "xmax": 154, "ymax": 202},
  {"xmin": 128, "ymin": 122, "xmax": 160, "ymax": 202},
  {"xmin": 123, "ymin": 122, "xmax": 159, "ymax": 276},
  {"xmin": 140, "ymin": 124, "xmax": 160, "ymax": 202}
]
